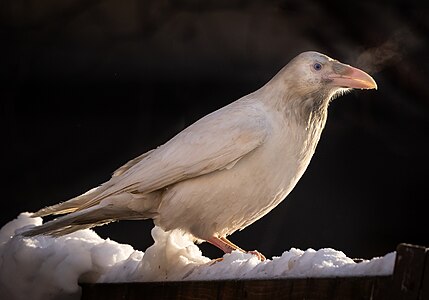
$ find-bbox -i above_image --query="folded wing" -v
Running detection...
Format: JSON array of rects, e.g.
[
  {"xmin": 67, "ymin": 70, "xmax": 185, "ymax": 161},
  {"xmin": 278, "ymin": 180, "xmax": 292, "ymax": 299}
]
[{"xmin": 33, "ymin": 100, "xmax": 271, "ymax": 217}]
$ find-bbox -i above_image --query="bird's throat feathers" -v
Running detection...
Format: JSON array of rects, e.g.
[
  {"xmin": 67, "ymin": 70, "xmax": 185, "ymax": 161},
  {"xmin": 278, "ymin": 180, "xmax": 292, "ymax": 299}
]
[
  {"xmin": 261, "ymin": 82, "xmax": 333, "ymax": 129},
  {"xmin": 293, "ymin": 89, "xmax": 330, "ymax": 127}
]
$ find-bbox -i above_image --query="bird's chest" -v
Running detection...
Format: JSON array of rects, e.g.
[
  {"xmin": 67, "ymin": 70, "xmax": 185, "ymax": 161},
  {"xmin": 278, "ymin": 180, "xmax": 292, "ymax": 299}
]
[
  {"xmin": 246, "ymin": 119, "xmax": 321, "ymax": 190},
  {"xmin": 215, "ymin": 120, "xmax": 322, "ymax": 214},
  {"xmin": 188, "ymin": 122, "xmax": 323, "ymax": 237},
  {"xmin": 157, "ymin": 113, "xmax": 325, "ymax": 238}
]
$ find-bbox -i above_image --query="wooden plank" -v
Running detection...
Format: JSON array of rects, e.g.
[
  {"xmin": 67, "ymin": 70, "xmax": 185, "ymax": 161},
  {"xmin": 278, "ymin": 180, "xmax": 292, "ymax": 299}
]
[
  {"xmin": 391, "ymin": 243, "xmax": 427, "ymax": 300},
  {"xmin": 419, "ymin": 250, "xmax": 429, "ymax": 300},
  {"xmin": 81, "ymin": 276, "xmax": 392, "ymax": 300}
]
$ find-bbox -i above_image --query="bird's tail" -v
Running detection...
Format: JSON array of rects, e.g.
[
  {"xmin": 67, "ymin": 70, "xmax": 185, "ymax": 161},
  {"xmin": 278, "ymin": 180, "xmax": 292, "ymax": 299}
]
[
  {"xmin": 21, "ymin": 192, "xmax": 160, "ymax": 237},
  {"xmin": 31, "ymin": 184, "xmax": 111, "ymax": 217}
]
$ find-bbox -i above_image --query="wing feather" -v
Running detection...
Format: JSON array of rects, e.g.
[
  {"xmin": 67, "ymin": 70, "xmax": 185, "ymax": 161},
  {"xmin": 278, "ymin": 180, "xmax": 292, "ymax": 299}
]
[{"xmin": 79, "ymin": 100, "xmax": 270, "ymax": 209}]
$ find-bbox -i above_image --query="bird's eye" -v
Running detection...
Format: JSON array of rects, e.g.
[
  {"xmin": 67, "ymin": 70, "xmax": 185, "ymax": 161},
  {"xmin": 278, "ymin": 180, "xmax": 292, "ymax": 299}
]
[{"xmin": 313, "ymin": 62, "xmax": 322, "ymax": 71}]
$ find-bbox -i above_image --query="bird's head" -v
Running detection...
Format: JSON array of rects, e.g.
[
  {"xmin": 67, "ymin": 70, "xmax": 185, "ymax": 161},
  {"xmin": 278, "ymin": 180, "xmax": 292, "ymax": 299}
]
[
  {"xmin": 283, "ymin": 51, "xmax": 377, "ymax": 100},
  {"xmin": 262, "ymin": 51, "xmax": 377, "ymax": 124}
]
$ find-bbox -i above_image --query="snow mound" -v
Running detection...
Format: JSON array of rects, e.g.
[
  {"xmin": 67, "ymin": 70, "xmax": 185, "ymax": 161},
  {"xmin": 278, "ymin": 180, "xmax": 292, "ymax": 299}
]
[{"xmin": 0, "ymin": 213, "xmax": 396, "ymax": 300}]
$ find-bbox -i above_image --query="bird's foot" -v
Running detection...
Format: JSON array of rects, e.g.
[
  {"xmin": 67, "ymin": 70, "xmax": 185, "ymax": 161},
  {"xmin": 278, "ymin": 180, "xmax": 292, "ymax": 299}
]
[
  {"xmin": 247, "ymin": 250, "xmax": 266, "ymax": 261},
  {"xmin": 207, "ymin": 236, "xmax": 267, "ymax": 262},
  {"xmin": 207, "ymin": 257, "xmax": 224, "ymax": 266}
]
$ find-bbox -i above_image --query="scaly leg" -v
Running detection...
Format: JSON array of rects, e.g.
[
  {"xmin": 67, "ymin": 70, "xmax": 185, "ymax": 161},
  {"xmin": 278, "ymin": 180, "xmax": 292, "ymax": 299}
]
[{"xmin": 207, "ymin": 236, "xmax": 266, "ymax": 261}]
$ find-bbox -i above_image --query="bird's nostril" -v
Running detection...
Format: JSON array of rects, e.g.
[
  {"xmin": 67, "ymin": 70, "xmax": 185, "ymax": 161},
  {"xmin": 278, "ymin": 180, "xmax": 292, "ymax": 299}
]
[{"xmin": 332, "ymin": 63, "xmax": 350, "ymax": 75}]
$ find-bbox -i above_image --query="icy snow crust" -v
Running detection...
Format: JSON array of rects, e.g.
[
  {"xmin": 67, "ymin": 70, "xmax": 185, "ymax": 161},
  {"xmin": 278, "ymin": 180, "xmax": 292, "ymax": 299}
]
[{"xmin": 0, "ymin": 213, "xmax": 395, "ymax": 300}]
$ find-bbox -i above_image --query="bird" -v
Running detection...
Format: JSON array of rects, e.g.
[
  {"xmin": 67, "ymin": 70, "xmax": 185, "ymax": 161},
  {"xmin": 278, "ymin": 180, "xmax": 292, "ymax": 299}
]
[{"xmin": 22, "ymin": 51, "xmax": 377, "ymax": 260}]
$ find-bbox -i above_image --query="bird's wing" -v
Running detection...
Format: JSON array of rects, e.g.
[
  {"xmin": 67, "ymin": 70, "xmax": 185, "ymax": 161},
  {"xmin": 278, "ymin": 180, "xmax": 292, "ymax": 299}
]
[
  {"xmin": 81, "ymin": 101, "xmax": 270, "ymax": 208},
  {"xmin": 112, "ymin": 149, "xmax": 155, "ymax": 177}
]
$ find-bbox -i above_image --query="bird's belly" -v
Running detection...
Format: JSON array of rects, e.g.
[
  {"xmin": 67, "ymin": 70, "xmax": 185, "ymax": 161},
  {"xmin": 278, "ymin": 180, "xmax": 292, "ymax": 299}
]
[{"xmin": 155, "ymin": 141, "xmax": 309, "ymax": 240}]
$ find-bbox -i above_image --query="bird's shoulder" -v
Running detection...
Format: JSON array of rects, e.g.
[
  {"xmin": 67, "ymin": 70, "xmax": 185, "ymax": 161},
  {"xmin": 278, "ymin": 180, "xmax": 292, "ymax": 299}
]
[
  {"xmin": 171, "ymin": 98, "xmax": 272, "ymax": 147},
  {"xmin": 112, "ymin": 97, "xmax": 272, "ymax": 190}
]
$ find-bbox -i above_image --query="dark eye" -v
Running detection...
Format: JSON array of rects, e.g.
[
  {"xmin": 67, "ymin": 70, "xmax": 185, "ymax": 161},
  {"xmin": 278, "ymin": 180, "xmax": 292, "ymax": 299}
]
[{"xmin": 313, "ymin": 62, "xmax": 322, "ymax": 71}]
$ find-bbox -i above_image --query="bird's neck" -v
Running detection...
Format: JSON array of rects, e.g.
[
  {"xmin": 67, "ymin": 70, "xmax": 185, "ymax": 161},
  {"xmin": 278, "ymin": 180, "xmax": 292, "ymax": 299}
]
[
  {"xmin": 258, "ymin": 82, "xmax": 331, "ymax": 130},
  {"xmin": 253, "ymin": 82, "xmax": 331, "ymax": 166}
]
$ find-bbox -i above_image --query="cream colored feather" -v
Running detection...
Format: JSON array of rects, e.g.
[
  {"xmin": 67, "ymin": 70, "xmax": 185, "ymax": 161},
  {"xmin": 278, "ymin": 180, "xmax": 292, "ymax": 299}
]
[{"xmin": 22, "ymin": 52, "xmax": 376, "ymax": 253}]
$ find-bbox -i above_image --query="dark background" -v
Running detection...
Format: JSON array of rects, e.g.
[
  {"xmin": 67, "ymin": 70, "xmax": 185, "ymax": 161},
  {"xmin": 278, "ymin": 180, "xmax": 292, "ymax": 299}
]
[{"xmin": 2, "ymin": 0, "xmax": 428, "ymax": 260}]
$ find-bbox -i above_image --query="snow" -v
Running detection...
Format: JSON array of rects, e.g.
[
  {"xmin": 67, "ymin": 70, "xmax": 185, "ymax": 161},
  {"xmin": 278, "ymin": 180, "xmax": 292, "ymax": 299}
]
[{"xmin": 0, "ymin": 213, "xmax": 396, "ymax": 300}]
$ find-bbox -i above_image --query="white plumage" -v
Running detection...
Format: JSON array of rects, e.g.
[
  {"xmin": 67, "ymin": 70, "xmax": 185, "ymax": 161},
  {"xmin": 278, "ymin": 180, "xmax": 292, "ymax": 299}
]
[{"xmin": 23, "ymin": 51, "xmax": 376, "ymax": 259}]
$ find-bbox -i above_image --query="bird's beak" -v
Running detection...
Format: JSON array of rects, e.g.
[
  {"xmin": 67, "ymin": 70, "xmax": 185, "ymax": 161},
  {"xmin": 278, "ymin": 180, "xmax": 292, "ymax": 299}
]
[{"xmin": 327, "ymin": 64, "xmax": 377, "ymax": 90}]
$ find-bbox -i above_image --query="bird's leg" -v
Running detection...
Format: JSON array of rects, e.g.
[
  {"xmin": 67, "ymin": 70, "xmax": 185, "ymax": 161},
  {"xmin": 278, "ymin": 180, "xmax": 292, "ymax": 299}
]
[
  {"xmin": 208, "ymin": 236, "xmax": 245, "ymax": 253},
  {"xmin": 219, "ymin": 237, "xmax": 266, "ymax": 260},
  {"xmin": 207, "ymin": 236, "xmax": 266, "ymax": 261}
]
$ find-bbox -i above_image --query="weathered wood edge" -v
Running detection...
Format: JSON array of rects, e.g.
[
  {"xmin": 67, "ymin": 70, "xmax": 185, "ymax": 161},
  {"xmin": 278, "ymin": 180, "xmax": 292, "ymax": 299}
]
[
  {"xmin": 80, "ymin": 276, "xmax": 392, "ymax": 300},
  {"xmin": 391, "ymin": 243, "xmax": 428, "ymax": 300},
  {"xmin": 420, "ymin": 247, "xmax": 429, "ymax": 300}
]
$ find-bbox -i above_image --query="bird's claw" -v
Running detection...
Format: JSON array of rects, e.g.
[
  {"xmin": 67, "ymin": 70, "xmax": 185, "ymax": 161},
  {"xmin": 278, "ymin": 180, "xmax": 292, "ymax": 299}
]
[
  {"xmin": 207, "ymin": 257, "xmax": 224, "ymax": 265},
  {"xmin": 207, "ymin": 250, "xmax": 265, "ymax": 266},
  {"xmin": 247, "ymin": 250, "xmax": 266, "ymax": 261}
]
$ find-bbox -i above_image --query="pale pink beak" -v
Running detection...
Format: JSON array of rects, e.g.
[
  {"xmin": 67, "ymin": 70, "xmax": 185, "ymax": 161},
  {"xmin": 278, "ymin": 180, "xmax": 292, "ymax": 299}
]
[{"xmin": 328, "ymin": 65, "xmax": 377, "ymax": 90}]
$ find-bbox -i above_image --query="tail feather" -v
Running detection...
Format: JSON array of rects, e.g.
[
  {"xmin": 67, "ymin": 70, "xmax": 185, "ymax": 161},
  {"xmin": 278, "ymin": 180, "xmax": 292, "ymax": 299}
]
[
  {"xmin": 31, "ymin": 148, "xmax": 157, "ymax": 219},
  {"xmin": 23, "ymin": 193, "xmax": 160, "ymax": 237},
  {"xmin": 23, "ymin": 203, "xmax": 146, "ymax": 237},
  {"xmin": 31, "ymin": 185, "xmax": 110, "ymax": 217}
]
